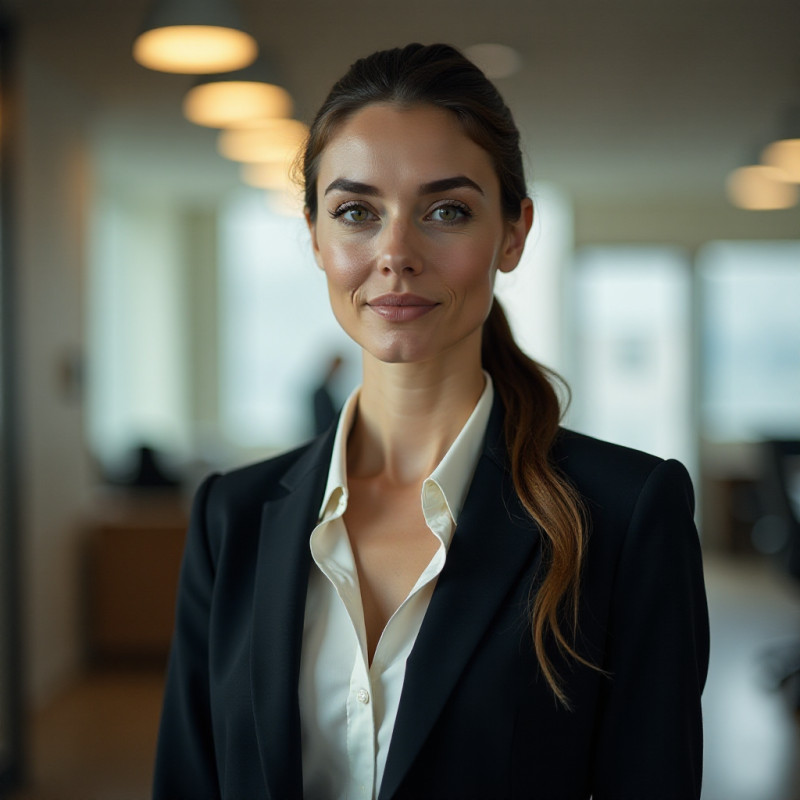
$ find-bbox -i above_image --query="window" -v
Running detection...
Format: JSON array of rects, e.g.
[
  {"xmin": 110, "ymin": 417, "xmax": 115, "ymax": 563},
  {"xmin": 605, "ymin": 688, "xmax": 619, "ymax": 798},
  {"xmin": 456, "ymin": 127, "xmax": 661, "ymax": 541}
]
[
  {"xmin": 699, "ymin": 241, "xmax": 800, "ymax": 441},
  {"xmin": 570, "ymin": 246, "xmax": 694, "ymax": 468},
  {"xmin": 219, "ymin": 189, "xmax": 360, "ymax": 450}
]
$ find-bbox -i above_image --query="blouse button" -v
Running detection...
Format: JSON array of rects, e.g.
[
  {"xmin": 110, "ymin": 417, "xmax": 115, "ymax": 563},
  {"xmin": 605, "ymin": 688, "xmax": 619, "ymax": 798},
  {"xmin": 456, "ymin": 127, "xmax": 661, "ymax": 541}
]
[{"xmin": 356, "ymin": 688, "xmax": 370, "ymax": 705}]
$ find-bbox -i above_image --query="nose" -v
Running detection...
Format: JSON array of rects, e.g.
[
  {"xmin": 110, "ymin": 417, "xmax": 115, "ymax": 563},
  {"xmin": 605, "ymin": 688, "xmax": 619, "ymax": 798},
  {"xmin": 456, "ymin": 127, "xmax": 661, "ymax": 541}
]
[{"xmin": 377, "ymin": 218, "xmax": 423, "ymax": 276}]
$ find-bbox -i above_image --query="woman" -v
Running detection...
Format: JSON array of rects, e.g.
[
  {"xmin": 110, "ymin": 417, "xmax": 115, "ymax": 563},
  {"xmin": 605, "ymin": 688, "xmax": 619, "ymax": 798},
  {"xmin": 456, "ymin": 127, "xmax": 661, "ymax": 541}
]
[{"xmin": 154, "ymin": 43, "xmax": 709, "ymax": 800}]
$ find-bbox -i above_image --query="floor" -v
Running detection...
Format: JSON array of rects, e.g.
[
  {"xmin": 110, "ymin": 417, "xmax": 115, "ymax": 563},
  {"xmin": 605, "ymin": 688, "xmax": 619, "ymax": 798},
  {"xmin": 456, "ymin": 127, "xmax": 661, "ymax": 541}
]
[
  {"xmin": 5, "ymin": 555, "xmax": 800, "ymax": 800},
  {"xmin": 701, "ymin": 556, "xmax": 800, "ymax": 800},
  {"xmin": 8, "ymin": 670, "xmax": 164, "ymax": 800}
]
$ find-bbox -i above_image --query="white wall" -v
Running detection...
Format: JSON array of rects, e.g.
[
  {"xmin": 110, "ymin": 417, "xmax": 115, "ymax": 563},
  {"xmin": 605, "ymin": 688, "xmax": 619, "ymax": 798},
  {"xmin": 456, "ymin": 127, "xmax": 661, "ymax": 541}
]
[
  {"xmin": 17, "ymin": 49, "xmax": 95, "ymax": 706},
  {"xmin": 574, "ymin": 196, "xmax": 800, "ymax": 248}
]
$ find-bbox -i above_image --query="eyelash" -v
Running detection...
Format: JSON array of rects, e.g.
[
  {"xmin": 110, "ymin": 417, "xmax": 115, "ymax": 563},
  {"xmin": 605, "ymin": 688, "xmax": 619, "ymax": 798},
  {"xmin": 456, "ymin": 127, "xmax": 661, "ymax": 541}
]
[{"xmin": 329, "ymin": 200, "xmax": 473, "ymax": 225}]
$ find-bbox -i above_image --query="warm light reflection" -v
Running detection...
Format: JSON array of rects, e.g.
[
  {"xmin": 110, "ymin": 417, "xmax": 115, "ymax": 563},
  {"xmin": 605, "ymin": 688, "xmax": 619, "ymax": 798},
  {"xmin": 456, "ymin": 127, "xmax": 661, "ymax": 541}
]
[
  {"xmin": 132, "ymin": 26, "xmax": 257, "ymax": 74},
  {"xmin": 184, "ymin": 81, "xmax": 293, "ymax": 127},
  {"xmin": 218, "ymin": 119, "xmax": 309, "ymax": 163},
  {"xmin": 762, "ymin": 139, "xmax": 800, "ymax": 183},
  {"xmin": 726, "ymin": 165, "xmax": 798, "ymax": 210}
]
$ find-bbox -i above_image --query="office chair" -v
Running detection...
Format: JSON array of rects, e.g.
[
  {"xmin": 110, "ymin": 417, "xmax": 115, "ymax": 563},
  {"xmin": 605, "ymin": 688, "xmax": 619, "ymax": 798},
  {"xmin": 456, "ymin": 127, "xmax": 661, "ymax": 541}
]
[{"xmin": 758, "ymin": 439, "xmax": 800, "ymax": 710}]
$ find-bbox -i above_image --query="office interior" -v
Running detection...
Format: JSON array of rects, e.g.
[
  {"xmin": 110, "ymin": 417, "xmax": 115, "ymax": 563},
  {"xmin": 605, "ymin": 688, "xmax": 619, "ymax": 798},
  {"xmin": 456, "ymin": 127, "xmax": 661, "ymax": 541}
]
[{"xmin": 1, "ymin": 0, "xmax": 800, "ymax": 798}]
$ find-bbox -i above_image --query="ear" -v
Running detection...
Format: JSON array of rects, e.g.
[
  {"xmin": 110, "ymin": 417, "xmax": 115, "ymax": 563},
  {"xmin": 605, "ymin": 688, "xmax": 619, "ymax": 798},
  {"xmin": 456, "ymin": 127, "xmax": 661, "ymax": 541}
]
[
  {"xmin": 305, "ymin": 208, "xmax": 325, "ymax": 271},
  {"xmin": 497, "ymin": 197, "xmax": 534, "ymax": 274}
]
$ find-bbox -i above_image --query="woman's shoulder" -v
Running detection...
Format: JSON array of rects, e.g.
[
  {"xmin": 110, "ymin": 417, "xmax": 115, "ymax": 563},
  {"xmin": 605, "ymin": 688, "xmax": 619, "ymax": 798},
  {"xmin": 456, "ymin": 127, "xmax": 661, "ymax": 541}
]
[
  {"xmin": 553, "ymin": 427, "xmax": 663, "ymax": 476},
  {"xmin": 201, "ymin": 431, "xmax": 334, "ymax": 512},
  {"xmin": 552, "ymin": 427, "xmax": 694, "ymax": 516}
]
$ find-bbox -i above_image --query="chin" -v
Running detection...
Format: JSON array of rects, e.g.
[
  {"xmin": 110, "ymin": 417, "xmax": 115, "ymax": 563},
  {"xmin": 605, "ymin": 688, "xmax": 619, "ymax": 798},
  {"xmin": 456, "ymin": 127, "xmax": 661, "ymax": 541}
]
[
  {"xmin": 341, "ymin": 327, "xmax": 421, "ymax": 363},
  {"xmin": 362, "ymin": 338, "xmax": 434, "ymax": 365},
  {"xmin": 371, "ymin": 347, "xmax": 428, "ymax": 365},
  {"xmin": 358, "ymin": 327, "xmax": 483, "ymax": 368}
]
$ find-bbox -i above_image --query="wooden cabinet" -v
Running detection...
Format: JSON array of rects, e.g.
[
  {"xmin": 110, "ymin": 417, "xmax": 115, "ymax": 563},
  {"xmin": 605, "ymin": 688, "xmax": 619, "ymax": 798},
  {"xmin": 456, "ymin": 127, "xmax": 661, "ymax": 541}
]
[{"xmin": 85, "ymin": 493, "xmax": 188, "ymax": 663}]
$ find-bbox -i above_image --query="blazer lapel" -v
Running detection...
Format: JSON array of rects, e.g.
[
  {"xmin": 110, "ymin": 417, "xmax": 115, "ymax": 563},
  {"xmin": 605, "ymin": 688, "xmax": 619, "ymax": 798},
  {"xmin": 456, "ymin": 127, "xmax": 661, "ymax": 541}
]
[
  {"xmin": 249, "ymin": 430, "xmax": 334, "ymax": 800},
  {"xmin": 379, "ymin": 400, "xmax": 542, "ymax": 800}
]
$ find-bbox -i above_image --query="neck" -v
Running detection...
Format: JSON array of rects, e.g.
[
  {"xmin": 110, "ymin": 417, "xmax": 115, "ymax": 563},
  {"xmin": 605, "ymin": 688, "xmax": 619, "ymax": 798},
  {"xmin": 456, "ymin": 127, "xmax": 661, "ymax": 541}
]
[{"xmin": 348, "ymin": 352, "xmax": 485, "ymax": 486}]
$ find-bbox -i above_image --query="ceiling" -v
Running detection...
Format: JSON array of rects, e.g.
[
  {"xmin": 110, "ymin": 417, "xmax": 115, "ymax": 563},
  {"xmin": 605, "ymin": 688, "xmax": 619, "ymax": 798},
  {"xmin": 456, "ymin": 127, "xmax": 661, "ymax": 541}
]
[{"xmin": 9, "ymin": 0, "xmax": 800, "ymax": 209}]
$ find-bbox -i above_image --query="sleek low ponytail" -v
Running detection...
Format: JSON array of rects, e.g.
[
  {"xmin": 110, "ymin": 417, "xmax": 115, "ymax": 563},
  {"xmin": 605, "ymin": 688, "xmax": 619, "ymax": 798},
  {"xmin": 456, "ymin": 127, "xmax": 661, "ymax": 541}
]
[{"xmin": 482, "ymin": 299, "xmax": 590, "ymax": 707}]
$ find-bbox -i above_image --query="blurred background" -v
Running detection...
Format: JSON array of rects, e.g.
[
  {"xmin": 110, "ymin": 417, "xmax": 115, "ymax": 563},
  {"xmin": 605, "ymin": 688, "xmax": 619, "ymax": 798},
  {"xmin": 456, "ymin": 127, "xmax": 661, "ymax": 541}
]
[{"xmin": 0, "ymin": 0, "xmax": 799, "ymax": 797}]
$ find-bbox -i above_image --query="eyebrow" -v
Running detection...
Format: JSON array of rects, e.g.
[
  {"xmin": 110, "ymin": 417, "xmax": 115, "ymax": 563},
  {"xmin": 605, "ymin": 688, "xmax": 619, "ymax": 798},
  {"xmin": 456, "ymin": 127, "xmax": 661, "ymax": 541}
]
[
  {"xmin": 323, "ymin": 175, "xmax": 484, "ymax": 197},
  {"xmin": 324, "ymin": 178, "xmax": 378, "ymax": 196},
  {"xmin": 420, "ymin": 176, "xmax": 484, "ymax": 195}
]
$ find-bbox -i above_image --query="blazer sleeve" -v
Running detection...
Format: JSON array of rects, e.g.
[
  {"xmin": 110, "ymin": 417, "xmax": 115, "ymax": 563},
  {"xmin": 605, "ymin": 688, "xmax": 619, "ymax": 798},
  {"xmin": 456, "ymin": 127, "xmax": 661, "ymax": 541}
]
[
  {"xmin": 153, "ymin": 474, "xmax": 222, "ymax": 800},
  {"xmin": 591, "ymin": 458, "xmax": 710, "ymax": 800}
]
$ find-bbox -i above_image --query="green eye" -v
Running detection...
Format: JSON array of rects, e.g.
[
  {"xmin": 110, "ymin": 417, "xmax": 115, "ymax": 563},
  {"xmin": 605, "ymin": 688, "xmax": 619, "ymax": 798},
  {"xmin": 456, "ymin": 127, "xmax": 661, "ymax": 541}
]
[
  {"xmin": 435, "ymin": 206, "xmax": 459, "ymax": 221},
  {"xmin": 430, "ymin": 203, "xmax": 470, "ymax": 222},
  {"xmin": 345, "ymin": 207, "xmax": 369, "ymax": 222},
  {"xmin": 330, "ymin": 203, "xmax": 373, "ymax": 223}
]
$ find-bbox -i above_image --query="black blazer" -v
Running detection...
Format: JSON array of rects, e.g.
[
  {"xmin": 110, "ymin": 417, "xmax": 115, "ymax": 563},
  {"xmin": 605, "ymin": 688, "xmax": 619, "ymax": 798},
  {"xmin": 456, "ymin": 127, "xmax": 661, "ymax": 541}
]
[{"xmin": 153, "ymin": 397, "xmax": 709, "ymax": 799}]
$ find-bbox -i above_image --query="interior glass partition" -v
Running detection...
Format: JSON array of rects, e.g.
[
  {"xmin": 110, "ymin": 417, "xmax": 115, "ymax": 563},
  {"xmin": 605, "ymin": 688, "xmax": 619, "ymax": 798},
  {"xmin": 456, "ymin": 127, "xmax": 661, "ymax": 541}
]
[{"xmin": 0, "ymin": 15, "xmax": 22, "ymax": 795}]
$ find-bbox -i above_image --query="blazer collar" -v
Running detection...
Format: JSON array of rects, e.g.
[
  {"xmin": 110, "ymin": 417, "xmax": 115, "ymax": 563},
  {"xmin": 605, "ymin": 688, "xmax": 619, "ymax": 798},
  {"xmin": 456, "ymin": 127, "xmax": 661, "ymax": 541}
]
[
  {"xmin": 249, "ymin": 396, "xmax": 542, "ymax": 800},
  {"xmin": 250, "ymin": 426, "xmax": 335, "ymax": 800},
  {"xmin": 378, "ymin": 395, "xmax": 543, "ymax": 799}
]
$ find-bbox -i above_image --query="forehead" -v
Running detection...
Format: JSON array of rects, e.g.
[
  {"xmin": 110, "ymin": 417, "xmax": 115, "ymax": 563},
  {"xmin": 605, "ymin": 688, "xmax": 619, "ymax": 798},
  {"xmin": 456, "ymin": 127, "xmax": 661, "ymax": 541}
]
[{"xmin": 318, "ymin": 103, "xmax": 499, "ymax": 188}]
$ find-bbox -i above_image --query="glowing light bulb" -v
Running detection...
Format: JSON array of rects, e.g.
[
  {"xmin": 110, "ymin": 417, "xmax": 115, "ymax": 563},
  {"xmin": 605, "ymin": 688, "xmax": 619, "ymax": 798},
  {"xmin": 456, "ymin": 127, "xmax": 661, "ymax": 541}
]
[
  {"xmin": 726, "ymin": 165, "xmax": 798, "ymax": 210},
  {"xmin": 218, "ymin": 119, "xmax": 309, "ymax": 163},
  {"xmin": 761, "ymin": 139, "xmax": 800, "ymax": 183},
  {"xmin": 184, "ymin": 81, "xmax": 293, "ymax": 127},
  {"xmin": 133, "ymin": 25, "xmax": 257, "ymax": 74}
]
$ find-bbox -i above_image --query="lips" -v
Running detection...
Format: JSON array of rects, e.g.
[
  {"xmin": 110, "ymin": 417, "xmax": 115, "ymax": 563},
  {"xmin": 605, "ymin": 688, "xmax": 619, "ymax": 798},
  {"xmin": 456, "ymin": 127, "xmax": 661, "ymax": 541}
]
[{"xmin": 367, "ymin": 293, "xmax": 439, "ymax": 322}]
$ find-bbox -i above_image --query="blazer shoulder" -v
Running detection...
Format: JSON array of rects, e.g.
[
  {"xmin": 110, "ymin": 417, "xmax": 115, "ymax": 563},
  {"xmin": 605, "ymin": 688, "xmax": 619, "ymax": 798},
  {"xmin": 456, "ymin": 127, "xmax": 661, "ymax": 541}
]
[
  {"xmin": 552, "ymin": 427, "xmax": 691, "ymax": 512},
  {"xmin": 553, "ymin": 427, "xmax": 662, "ymax": 474},
  {"xmin": 204, "ymin": 431, "xmax": 333, "ymax": 516}
]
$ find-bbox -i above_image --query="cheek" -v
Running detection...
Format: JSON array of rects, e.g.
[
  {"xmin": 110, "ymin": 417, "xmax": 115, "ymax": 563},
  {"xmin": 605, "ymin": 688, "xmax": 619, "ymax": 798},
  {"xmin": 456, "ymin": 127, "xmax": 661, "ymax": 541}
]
[
  {"xmin": 445, "ymin": 242, "xmax": 501, "ymax": 293},
  {"xmin": 319, "ymin": 239, "xmax": 370, "ymax": 294}
]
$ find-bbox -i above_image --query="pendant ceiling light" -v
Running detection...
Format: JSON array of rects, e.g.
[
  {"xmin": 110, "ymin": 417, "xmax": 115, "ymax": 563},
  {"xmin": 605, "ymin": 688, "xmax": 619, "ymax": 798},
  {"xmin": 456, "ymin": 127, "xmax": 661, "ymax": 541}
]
[
  {"xmin": 241, "ymin": 161, "xmax": 295, "ymax": 192},
  {"xmin": 726, "ymin": 164, "xmax": 798, "ymax": 210},
  {"xmin": 217, "ymin": 119, "xmax": 309, "ymax": 163},
  {"xmin": 463, "ymin": 43, "xmax": 522, "ymax": 79},
  {"xmin": 761, "ymin": 139, "xmax": 800, "ymax": 182},
  {"xmin": 133, "ymin": 0, "xmax": 258, "ymax": 74},
  {"xmin": 183, "ymin": 59, "xmax": 293, "ymax": 127}
]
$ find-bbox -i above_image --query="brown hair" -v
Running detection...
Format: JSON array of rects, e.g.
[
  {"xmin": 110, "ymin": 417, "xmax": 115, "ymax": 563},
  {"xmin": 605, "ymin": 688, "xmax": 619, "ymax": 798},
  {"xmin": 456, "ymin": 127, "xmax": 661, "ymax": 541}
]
[{"xmin": 302, "ymin": 43, "xmax": 590, "ymax": 705}]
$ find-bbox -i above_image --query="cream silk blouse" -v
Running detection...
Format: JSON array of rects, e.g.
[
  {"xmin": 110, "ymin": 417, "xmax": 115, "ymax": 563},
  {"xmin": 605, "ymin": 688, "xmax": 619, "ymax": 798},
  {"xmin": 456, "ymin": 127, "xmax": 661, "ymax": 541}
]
[{"xmin": 299, "ymin": 375, "xmax": 494, "ymax": 800}]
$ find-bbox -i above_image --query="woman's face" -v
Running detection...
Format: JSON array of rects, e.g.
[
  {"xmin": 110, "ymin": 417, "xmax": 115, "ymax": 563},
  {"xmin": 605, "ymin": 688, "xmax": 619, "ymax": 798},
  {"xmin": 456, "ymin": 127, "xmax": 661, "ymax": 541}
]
[{"xmin": 307, "ymin": 102, "xmax": 532, "ymax": 368}]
